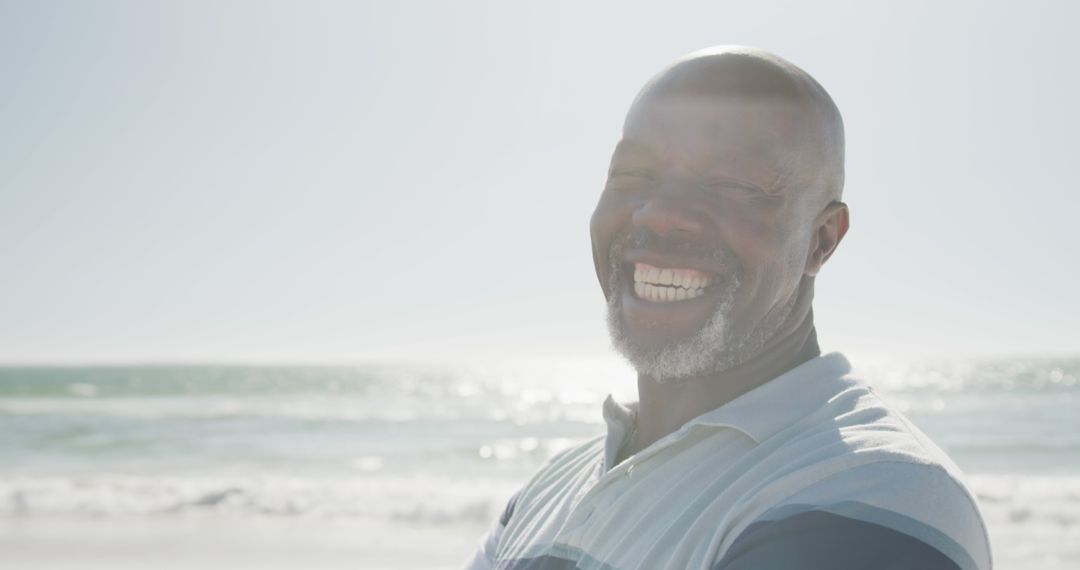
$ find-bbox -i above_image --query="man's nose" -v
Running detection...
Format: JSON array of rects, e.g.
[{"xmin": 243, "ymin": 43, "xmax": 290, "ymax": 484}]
[{"xmin": 631, "ymin": 195, "xmax": 705, "ymax": 239}]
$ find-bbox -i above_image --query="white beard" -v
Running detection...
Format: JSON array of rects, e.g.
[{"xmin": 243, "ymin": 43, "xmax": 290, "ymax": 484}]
[
  {"xmin": 606, "ymin": 271, "xmax": 739, "ymax": 383},
  {"xmin": 601, "ymin": 224, "xmax": 800, "ymax": 383},
  {"xmin": 605, "ymin": 269, "xmax": 797, "ymax": 384}
]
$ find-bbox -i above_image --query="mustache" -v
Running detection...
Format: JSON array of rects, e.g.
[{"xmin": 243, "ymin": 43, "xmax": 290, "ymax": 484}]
[{"xmin": 608, "ymin": 227, "xmax": 738, "ymax": 269}]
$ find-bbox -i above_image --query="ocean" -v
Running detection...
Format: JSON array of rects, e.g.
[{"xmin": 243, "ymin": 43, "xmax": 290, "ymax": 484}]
[{"xmin": 1, "ymin": 355, "xmax": 1077, "ymax": 569}]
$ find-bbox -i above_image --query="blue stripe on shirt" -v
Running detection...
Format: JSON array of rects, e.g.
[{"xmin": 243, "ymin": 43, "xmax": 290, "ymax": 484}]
[{"xmin": 714, "ymin": 509, "xmax": 962, "ymax": 570}]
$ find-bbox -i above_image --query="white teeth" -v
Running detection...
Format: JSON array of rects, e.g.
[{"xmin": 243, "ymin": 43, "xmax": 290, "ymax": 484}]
[
  {"xmin": 631, "ymin": 263, "xmax": 713, "ymax": 302},
  {"xmin": 633, "ymin": 281, "xmax": 709, "ymax": 303}
]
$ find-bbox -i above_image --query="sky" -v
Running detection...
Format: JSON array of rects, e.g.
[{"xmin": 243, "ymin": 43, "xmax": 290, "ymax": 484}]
[{"xmin": 1, "ymin": 0, "xmax": 1077, "ymax": 363}]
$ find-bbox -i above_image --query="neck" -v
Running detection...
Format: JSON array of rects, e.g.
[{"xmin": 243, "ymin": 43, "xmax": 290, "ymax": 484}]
[{"xmin": 623, "ymin": 282, "xmax": 821, "ymax": 461}]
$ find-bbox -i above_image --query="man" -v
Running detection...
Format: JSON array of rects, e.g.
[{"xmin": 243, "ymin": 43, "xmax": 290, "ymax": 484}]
[{"xmin": 465, "ymin": 46, "xmax": 991, "ymax": 570}]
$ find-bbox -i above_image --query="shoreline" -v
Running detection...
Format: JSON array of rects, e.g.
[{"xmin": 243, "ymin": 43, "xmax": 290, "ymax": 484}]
[{"xmin": 0, "ymin": 517, "xmax": 486, "ymax": 570}]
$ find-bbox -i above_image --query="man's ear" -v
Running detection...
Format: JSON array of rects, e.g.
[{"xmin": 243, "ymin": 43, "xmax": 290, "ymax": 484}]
[{"xmin": 804, "ymin": 201, "xmax": 849, "ymax": 276}]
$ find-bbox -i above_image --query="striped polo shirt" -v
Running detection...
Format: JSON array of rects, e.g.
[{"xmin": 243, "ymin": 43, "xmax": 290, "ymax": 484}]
[{"xmin": 464, "ymin": 352, "xmax": 992, "ymax": 570}]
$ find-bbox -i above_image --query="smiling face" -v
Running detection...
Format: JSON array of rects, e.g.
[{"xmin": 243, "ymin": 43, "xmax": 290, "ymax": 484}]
[{"xmin": 592, "ymin": 49, "xmax": 845, "ymax": 381}]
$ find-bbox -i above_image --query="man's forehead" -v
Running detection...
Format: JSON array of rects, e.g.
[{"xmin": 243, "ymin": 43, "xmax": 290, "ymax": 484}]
[{"xmin": 624, "ymin": 95, "xmax": 809, "ymax": 143}]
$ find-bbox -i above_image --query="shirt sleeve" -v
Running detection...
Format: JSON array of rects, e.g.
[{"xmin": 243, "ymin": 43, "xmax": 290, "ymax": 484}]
[
  {"xmin": 713, "ymin": 508, "xmax": 961, "ymax": 569},
  {"xmin": 713, "ymin": 461, "xmax": 990, "ymax": 570},
  {"xmin": 462, "ymin": 489, "xmax": 521, "ymax": 570}
]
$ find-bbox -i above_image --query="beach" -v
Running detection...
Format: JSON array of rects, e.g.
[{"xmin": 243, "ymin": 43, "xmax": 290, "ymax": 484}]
[{"xmin": 1, "ymin": 356, "xmax": 1077, "ymax": 569}]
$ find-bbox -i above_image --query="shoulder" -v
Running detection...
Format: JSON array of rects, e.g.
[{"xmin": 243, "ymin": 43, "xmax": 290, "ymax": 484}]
[
  {"xmin": 737, "ymin": 461, "xmax": 991, "ymax": 569},
  {"xmin": 720, "ymin": 382, "xmax": 992, "ymax": 569},
  {"xmin": 770, "ymin": 372, "xmax": 973, "ymax": 480}
]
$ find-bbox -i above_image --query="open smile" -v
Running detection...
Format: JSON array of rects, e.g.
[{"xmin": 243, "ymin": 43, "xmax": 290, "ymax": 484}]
[
  {"xmin": 616, "ymin": 255, "xmax": 727, "ymax": 334},
  {"xmin": 632, "ymin": 262, "xmax": 713, "ymax": 302}
]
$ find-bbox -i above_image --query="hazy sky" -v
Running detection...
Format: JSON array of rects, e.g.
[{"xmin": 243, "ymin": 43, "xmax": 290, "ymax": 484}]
[{"xmin": 1, "ymin": 1, "xmax": 1077, "ymax": 363}]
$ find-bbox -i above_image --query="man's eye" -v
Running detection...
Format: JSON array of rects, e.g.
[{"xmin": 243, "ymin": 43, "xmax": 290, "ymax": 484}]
[
  {"xmin": 700, "ymin": 181, "xmax": 763, "ymax": 196},
  {"xmin": 610, "ymin": 169, "xmax": 654, "ymax": 180}
]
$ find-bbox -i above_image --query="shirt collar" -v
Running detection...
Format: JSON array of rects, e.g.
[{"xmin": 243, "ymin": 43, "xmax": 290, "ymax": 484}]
[{"xmin": 603, "ymin": 352, "xmax": 856, "ymax": 453}]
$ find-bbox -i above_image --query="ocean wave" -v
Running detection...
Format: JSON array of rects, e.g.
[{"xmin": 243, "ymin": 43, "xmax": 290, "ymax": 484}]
[
  {"xmin": 969, "ymin": 473, "xmax": 1080, "ymax": 531},
  {"xmin": 854, "ymin": 357, "xmax": 1080, "ymax": 394},
  {"xmin": 0, "ymin": 360, "xmax": 634, "ymax": 401},
  {"xmin": 6, "ymin": 357, "xmax": 1074, "ymax": 402},
  {"xmin": 0, "ymin": 473, "xmax": 521, "ymax": 524},
  {"xmin": 5, "ymin": 471, "xmax": 1080, "ymax": 536},
  {"xmin": 0, "ymin": 394, "xmax": 604, "ymax": 426},
  {"xmin": 937, "ymin": 438, "xmax": 1080, "ymax": 454}
]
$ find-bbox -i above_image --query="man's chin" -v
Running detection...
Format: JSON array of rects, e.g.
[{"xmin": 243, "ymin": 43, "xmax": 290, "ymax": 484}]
[
  {"xmin": 615, "ymin": 312, "xmax": 714, "ymax": 352},
  {"xmin": 603, "ymin": 258, "xmax": 745, "ymax": 382},
  {"xmin": 618, "ymin": 286, "xmax": 722, "ymax": 337},
  {"xmin": 606, "ymin": 298, "xmax": 736, "ymax": 383}
]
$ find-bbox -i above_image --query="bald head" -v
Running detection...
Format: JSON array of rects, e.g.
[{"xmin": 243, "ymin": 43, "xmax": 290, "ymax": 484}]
[
  {"xmin": 627, "ymin": 46, "xmax": 845, "ymax": 207},
  {"xmin": 592, "ymin": 46, "xmax": 851, "ymax": 381}
]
